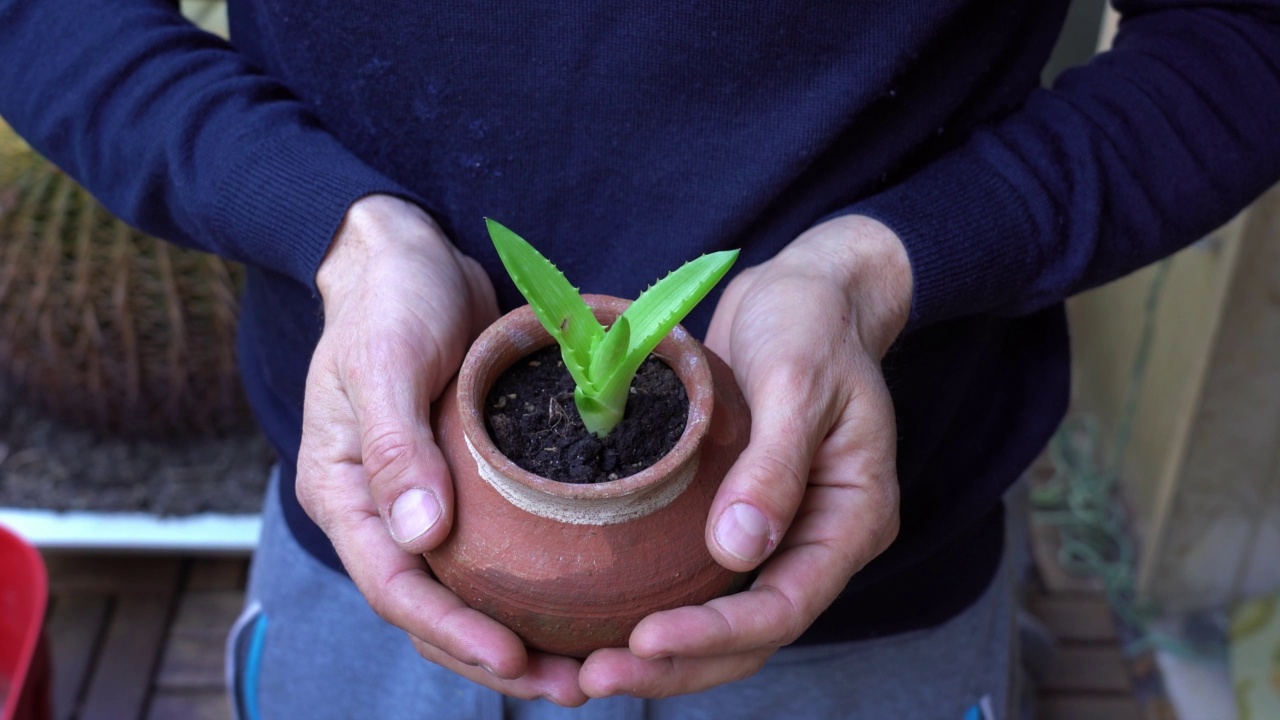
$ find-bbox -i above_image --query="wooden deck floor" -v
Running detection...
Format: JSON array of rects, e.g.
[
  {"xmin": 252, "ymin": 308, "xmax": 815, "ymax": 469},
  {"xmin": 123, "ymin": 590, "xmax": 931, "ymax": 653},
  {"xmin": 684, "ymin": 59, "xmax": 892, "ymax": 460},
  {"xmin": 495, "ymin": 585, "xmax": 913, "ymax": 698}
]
[
  {"xmin": 1028, "ymin": 519, "xmax": 1178, "ymax": 720},
  {"xmin": 42, "ymin": 554, "xmax": 245, "ymax": 720},
  {"xmin": 1026, "ymin": 589, "xmax": 1163, "ymax": 720},
  {"xmin": 35, "ymin": 534, "xmax": 1171, "ymax": 720}
]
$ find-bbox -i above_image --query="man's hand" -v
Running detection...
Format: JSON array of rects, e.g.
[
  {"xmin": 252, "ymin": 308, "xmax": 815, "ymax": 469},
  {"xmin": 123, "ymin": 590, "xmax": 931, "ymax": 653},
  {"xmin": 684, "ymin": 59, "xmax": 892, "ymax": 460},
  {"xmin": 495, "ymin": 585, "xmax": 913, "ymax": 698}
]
[
  {"xmin": 578, "ymin": 215, "xmax": 912, "ymax": 697},
  {"xmin": 298, "ymin": 195, "xmax": 588, "ymax": 706}
]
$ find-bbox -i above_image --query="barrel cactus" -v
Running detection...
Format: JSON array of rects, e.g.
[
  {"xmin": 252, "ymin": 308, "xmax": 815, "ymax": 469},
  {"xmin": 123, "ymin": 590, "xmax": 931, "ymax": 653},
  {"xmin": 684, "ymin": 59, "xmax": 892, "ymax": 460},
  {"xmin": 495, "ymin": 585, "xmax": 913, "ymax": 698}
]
[{"xmin": 0, "ymin": 123, "xmax": 251, "ymax": 437}]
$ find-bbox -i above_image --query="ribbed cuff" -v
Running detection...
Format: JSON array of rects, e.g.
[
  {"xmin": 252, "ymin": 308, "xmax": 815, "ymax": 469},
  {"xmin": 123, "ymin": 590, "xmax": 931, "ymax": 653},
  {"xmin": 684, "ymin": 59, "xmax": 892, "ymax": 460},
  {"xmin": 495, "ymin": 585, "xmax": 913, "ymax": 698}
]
[
  {"xmin": 840, "ymin": 151, "xmax": 1043, "ymax": 331},
  {"xmin": 211, "ymin": 128, "xmax": 419, "ymax": 291}
]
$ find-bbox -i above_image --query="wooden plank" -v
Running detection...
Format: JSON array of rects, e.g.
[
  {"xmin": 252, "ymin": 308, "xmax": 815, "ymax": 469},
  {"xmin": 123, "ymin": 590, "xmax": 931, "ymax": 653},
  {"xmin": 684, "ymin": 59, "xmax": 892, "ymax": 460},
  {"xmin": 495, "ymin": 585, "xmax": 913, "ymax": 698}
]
[
  {"xmin": 1038, "ymin": 694, "xmax": 1143, "ymax": 720},
  {"xmin": 79, "ymin": 564, "xmax": 181, "ymax": 720},
  {"xmin": 147, "ymin": 690, "xmax": 232, "ymax": 720},
  {"xmin": 45, "ymin": 556, "xmax": 184, "ymax": 594},
  {"xmin": 1028, "ymin": 593, "xmax": 1119, "ymax": 643},
  {"xmin": 157, "ymin": 588, "xmax": 244, "ymax": 693},
  {"xmin": 1139, "ymin": 697, "xmax": 1180, "ymax": 720},
  {"xmin": 1042, "ymin": 646, "xmax": 1132, "ymax": 693},
  {"xmin": 170, "ymin": 591, "xmax": 244, "ymax": 636},
  {"xmin": 44, "ymin": 593, "xmax": 111, "ymax": 720},
  {"xmin": 79, "ymin": 591, "xmax": 176, "ymax": 720},
  {"xmin": 154, "ymin": 633, "xmax": 225, "ymax": 690},
  {"xmin": 185, "ymin": 560, "xmax": 248, "ymax": 592}
]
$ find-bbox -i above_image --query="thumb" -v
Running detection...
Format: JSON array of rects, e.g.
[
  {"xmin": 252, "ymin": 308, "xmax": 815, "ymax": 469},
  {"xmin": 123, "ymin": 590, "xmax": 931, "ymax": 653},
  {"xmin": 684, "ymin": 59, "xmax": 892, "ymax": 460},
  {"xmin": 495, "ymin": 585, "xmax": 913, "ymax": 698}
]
[
  {"xmin": 705, "ymin": 373, "xmax": 829, "ymax": 572},
  {"xmin": 348, "ymin": 343, "xmax": 456, "ymax": 555}
]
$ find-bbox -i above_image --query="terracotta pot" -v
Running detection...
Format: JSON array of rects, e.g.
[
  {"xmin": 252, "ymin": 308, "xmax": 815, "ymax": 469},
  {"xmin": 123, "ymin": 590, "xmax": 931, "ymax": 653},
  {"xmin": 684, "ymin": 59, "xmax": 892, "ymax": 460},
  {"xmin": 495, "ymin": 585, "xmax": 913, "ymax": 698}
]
[{"xmin": 428, "ymin": 294, "xmax": 751, "ymax": 658}]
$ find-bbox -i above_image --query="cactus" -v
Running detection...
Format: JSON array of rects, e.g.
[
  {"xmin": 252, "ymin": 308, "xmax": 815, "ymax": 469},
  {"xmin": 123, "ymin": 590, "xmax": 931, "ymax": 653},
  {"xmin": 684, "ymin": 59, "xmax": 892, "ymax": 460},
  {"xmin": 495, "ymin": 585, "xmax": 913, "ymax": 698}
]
[{"xmin": 0, "ymin": 123, "xmax": 251, "ymax": 437}]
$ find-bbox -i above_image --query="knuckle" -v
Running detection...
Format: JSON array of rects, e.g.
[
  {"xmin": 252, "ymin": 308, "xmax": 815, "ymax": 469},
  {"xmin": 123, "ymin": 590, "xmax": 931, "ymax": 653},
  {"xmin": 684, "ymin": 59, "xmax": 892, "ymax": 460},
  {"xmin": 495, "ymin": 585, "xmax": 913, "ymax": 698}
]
[
  {"xmin": 753, "ymin": 358, "xmax": 847, "ymax": 431},
  {"xmin": 876, "ymin": 500, "xmax": 902, "ymax": 550},
  {"xmin": 421, "ymin": 604, "xmax": 456, "ymax": 644},
  {"xmin": 507, "ymin": 686, "xmax": 544, "ymax": 702},
  {"xmin": 362, "ymin": 424, "xmax": 419, "ymax": 487},
  {"xmin": 759, "ymin": 621, "xmax": 794, "ymax": 649},
  {"xmin": 293, "ymin": 457, "xmax": 327, "ymax": 520},
  {"xmin": 294, "ymin": 469, "xmax": 317, "ymax": 511},
  {"xmin": 777, "ymin": 611, "xmax": 807, "ymax": 648},
  {"xmin": 779, "ymin": 609, "xmax": 808, "ymax": 646},
  {"xmin": 408, "ymin": 635, "xmax": 432, "ymax": 659},
  {"xmin": 364, "ymin": 592, "xmax": 393, "ymax": 624},
  {"xmin": 752, "ymin": 446, "xmax": 809, "ymax": 495},
  {"xmin": 753, "ymin": 585, "xmax": 804, "ymax": 647},
  {"xmin": 364, "ymin": 568, "xmax": 409, "ymax": 624},
  {"xmin": 760, "ymin": 357, "xmax": 821, "ymax": 400},
  {"xmin": 361, "ymin": 335, "xmax": 414, "ymax": 376}
]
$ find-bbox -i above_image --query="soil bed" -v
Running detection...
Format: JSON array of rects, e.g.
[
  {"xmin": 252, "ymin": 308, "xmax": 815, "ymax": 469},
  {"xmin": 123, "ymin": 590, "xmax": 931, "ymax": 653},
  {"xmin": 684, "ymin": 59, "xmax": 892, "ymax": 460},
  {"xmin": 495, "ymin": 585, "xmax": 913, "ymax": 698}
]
[
  {"xmin": 0, "ymin": 383, "xmax": 273, "ymax": 515},
  {"xmin": 485, "ymin": 346, "xmax": 688, "ymax": 484}
]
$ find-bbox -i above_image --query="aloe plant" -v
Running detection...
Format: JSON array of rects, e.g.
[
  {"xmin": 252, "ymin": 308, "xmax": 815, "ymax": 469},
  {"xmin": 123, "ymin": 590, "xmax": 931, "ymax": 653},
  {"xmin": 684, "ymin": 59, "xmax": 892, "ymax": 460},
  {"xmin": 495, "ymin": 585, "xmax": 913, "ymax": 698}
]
[{"xmin": 487, "ymin": 218, "xmax": 738, "ymax": 437}]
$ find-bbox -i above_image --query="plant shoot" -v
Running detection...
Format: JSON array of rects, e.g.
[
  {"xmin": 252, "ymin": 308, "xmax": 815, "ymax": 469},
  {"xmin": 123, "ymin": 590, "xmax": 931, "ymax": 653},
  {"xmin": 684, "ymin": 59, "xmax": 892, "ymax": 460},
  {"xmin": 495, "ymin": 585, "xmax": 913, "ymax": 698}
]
[{"xmin": 486, "ymin": 218, "xmax": 737, "ymax": 437}]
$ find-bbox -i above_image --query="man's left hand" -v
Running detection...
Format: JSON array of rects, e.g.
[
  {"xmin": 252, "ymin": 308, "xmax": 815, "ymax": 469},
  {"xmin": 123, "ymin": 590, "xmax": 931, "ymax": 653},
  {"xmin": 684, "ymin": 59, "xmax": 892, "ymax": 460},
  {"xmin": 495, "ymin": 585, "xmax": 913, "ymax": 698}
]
[{"xmin": 578, "ymin": 215, "xmax": 913, "ymax": 697}]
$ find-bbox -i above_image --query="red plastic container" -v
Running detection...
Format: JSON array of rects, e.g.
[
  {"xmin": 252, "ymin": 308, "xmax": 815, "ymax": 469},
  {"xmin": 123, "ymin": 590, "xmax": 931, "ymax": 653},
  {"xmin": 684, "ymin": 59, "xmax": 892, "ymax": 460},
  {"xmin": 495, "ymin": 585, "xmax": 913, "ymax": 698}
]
[{"xmin": 0, "ymin": 524, "xmax": 49, "ymax": 720}]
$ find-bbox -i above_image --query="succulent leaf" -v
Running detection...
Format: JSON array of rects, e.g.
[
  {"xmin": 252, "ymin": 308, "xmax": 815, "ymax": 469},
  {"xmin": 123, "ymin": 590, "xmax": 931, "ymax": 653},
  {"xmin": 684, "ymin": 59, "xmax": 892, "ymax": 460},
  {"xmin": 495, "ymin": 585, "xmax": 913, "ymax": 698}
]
[
  {"xmin": 486, "ymin": 219, "xmax": 737, "ymax": 438},
  {"xmin": 618, "ymin": 249, "xmax": 738, "ymax": 364},
  {"xmin": 590, "ymin": 315, "xmax": 630, "ymax": 384},
  {"xmin": 574, "ymin": 386, "xmax": 623, "ymax": 437},
  {"xmin": 486, "ymin": 218, "xmax": 603, "ymax": 390}
]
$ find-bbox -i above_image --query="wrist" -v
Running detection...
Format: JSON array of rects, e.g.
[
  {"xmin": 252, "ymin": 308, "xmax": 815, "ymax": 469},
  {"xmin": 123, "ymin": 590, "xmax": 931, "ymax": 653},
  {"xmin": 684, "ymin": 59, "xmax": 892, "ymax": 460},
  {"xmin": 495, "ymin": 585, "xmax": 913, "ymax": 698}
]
[
  {"xmin": 317, "ymin": 194, "xmax": 442, "ymax": 307},
  {"xmin": 804, "ymin": 215, "xmax": 913, "ymax": 358}
]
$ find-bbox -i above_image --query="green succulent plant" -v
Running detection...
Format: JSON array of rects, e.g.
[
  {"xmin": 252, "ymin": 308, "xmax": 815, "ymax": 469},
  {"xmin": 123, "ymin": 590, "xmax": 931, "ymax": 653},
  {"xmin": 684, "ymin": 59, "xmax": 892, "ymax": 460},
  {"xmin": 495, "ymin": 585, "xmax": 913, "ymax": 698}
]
[{"xmin": 487, "ymin": 218, "xmax": 737, "ymax": 437}]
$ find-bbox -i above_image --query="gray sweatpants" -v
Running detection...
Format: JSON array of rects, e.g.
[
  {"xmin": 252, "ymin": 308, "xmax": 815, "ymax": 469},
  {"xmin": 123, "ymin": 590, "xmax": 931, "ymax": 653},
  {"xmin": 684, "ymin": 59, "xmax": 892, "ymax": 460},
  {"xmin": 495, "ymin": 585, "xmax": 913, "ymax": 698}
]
[{"xmin": 228, "ymin": 474, "xmax": 1017, "ymax": 719}]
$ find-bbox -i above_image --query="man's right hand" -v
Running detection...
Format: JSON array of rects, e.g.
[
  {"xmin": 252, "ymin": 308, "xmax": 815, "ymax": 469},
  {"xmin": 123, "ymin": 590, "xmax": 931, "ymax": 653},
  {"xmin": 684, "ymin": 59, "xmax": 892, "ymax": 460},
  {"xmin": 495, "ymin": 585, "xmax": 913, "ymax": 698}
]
[{"xmin": 298, "ymin": 194, "xmax": 588, "ymax": 706}]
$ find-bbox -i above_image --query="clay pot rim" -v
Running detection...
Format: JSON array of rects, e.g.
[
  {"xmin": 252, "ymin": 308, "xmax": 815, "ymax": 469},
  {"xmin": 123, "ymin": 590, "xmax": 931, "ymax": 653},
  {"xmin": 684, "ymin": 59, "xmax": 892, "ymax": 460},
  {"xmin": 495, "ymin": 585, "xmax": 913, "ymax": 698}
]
[{"xmin": 455, "ymin": 294, "xmax": 714, "ymax": 501}]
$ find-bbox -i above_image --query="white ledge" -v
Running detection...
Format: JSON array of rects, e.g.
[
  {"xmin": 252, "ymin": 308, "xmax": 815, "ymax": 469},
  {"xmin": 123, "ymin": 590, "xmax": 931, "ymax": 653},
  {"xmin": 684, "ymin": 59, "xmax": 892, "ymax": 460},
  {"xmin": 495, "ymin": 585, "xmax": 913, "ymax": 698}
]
[{"xmin": 0, "ymin": 507, "xmax": 260, "ymax": 554}]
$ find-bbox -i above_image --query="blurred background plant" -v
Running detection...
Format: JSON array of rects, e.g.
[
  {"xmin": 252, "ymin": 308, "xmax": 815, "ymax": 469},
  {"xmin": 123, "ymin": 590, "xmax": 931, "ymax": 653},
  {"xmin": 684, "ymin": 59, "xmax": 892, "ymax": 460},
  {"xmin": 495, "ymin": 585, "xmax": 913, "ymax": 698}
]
[{"xmin": 0, "ymin": 120, "xmax": 251, "ymax": 439}]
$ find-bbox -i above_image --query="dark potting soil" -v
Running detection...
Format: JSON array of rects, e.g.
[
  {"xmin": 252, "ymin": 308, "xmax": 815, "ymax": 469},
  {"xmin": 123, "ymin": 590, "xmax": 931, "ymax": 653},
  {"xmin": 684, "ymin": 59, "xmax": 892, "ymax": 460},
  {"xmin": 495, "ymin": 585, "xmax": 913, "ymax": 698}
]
[
  {"xmin": 0, "ymin": 382, "xmax": 273, "ymax": 515},
  {"xmin": 485, "ymin": 346, "xmax": 688, "ymax": 484}
]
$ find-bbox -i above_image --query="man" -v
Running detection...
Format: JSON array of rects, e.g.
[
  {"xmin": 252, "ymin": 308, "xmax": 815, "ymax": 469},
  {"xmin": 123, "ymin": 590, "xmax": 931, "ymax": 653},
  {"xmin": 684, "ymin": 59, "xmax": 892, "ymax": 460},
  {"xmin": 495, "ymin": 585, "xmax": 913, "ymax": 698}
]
[{"xmin": 3, "ymin": 1, "xmax": 1278, "ymax": 717}]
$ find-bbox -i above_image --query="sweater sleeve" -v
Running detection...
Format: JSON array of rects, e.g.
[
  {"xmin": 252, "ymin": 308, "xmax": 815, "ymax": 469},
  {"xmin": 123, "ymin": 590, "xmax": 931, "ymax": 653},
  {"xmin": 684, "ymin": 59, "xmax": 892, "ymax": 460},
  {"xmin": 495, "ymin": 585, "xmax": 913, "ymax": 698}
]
[
  {"xmin": 0, "ymin": 0, "xmax": 411, "ymax": 290},
  {"xmin": 845, "ymin": 1, "xmax": 1280, "ymax": 330}
]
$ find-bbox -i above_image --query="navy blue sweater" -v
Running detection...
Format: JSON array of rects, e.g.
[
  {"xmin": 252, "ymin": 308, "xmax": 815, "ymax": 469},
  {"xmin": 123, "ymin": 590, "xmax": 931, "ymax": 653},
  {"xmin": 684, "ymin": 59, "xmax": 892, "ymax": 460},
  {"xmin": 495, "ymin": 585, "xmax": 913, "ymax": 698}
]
[{"xmin": 3, "ymin": 0, "xmax": 1279, "ymax": 643}]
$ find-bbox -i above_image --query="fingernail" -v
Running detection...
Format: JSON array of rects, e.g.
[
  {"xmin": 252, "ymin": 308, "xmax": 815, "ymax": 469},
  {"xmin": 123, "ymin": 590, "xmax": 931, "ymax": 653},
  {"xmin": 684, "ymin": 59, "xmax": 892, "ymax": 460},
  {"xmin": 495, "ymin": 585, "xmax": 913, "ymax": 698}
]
[
  {"xmin": 715, "ymin": 503, "xmax": 771, "ymax": 562},
  {"xmin": 389, "ymin": 488, "xmax": 441, "ymax": 543}
]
